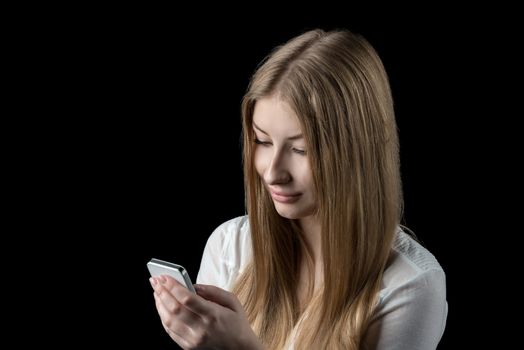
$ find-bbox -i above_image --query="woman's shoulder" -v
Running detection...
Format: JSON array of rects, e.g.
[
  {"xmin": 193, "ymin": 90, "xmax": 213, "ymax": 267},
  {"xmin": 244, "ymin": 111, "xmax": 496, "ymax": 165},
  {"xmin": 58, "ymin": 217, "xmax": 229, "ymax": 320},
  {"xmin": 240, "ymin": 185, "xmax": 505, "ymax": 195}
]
[
  {"xmin": 206, "ymin": 215, "xmax": 252, "ymax": 270},
  {"xmin": 213, "ymin": 215, "xmax": 250, "ymax": 235},
  {"xmin": 208, "ymin": 215, "xmax": 250, "ymax": 248},
  {"xmin": 392, "ymin": 228, "xmax": 444, "ymax": 272},
  {"xmin": 381, "ymin": 228, "xmax": 446, "ymax": 295}
]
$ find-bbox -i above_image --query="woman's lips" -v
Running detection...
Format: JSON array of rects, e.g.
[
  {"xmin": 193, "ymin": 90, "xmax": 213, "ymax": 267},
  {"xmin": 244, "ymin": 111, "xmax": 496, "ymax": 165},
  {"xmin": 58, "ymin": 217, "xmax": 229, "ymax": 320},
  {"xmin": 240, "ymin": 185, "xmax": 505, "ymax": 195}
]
[{"xmin": 270, "ymin": 191, "xmax": 301, "ymax": 203}]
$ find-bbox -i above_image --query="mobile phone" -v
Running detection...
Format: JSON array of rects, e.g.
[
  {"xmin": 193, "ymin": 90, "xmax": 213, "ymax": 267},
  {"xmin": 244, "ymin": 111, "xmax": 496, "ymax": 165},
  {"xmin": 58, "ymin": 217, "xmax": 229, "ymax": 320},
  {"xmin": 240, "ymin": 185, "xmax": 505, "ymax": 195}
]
[{"xmin": 147, "ymin": 258, "xmax": 196, "ymax": 293}]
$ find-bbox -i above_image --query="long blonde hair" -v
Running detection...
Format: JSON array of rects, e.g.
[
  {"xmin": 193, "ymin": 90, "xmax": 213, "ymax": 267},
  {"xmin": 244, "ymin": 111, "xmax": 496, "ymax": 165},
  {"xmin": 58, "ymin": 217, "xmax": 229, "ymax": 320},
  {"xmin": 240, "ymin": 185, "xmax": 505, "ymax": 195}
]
[{"xmin": 233, "ymin": 29, "xmax": 402, "ymax": 349}]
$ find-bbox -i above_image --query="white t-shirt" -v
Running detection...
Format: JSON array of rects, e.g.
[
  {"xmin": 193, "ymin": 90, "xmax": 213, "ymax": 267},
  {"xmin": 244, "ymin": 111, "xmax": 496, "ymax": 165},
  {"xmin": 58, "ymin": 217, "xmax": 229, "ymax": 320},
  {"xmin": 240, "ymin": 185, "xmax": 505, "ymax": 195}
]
[{"xmin": 197, "ymin": 216, "xmax": 448, "ymax": 350}]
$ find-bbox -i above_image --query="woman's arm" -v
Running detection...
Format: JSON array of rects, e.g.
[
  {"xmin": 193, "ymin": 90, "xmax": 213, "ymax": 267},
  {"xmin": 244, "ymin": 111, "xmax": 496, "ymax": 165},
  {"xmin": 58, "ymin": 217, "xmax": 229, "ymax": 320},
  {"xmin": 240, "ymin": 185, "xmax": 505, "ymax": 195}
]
[{"xmin": 362, "ymin": 269, "xmax": 448, "ymax": 350}]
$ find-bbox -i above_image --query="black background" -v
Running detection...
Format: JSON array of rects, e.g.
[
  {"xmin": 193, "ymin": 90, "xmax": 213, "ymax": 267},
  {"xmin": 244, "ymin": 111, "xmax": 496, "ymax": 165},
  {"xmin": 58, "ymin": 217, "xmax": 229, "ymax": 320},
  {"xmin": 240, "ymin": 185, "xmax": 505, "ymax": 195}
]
[{"xmin": 19, "ymin": 6, "xmax": 516, "ymax": 349}]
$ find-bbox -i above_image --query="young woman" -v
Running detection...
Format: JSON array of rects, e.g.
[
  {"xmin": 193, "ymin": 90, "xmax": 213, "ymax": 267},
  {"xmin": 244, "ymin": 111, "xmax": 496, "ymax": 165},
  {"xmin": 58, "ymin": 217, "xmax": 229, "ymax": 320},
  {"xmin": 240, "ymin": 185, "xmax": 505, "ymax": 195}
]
[{"xmin": 150, "ymin": 29, "xmax": 447, "ymax": 349}]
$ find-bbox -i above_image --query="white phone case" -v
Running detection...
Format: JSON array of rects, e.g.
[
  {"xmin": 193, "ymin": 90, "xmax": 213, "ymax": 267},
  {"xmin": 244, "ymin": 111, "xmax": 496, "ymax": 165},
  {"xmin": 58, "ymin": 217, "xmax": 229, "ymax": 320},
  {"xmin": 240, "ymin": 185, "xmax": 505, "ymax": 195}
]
[{"xmin": 147, "ymin": 258, "xmax": 196, "ymax": 293}]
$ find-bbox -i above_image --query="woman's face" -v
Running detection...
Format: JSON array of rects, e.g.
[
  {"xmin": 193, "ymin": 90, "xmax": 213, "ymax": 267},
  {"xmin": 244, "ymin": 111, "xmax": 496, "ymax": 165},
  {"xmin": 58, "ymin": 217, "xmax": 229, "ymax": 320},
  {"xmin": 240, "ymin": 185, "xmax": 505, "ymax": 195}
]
[{"xmin": 252, "ymin": 95, "xmax": 317, "ymax": 219}]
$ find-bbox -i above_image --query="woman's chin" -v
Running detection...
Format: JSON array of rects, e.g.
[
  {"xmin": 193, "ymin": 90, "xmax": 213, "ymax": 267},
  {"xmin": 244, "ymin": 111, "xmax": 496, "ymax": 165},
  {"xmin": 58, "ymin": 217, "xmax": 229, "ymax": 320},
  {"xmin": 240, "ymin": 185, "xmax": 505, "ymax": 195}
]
[{"xmin": 274, "ymin": 204, "xmax": 302, "ymax": 220}]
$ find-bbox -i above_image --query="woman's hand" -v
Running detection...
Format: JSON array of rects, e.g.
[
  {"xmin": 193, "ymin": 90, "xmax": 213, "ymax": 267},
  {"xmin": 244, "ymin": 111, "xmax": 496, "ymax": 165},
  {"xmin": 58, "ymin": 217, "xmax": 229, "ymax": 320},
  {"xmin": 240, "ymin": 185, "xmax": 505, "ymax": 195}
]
[{"xmin": 150, "ymin": 275, "xmax": 264, "ymax": 349}]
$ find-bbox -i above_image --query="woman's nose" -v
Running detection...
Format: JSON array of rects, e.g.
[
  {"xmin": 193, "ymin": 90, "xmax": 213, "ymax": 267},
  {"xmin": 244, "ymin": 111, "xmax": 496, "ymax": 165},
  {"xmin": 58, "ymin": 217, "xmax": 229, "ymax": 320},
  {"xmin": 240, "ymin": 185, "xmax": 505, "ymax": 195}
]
[{"xmin": 264, "ymin": 152, "xmax": 291, "ymax": 185}]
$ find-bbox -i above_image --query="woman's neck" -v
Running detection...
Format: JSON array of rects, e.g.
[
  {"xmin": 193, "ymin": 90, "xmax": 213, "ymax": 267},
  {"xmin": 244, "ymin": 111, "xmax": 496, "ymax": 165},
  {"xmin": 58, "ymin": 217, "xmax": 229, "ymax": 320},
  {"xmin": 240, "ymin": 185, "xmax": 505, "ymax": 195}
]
[{"xmin": 298, "ymin": 215, "xmax": 322, "ymax": 264}]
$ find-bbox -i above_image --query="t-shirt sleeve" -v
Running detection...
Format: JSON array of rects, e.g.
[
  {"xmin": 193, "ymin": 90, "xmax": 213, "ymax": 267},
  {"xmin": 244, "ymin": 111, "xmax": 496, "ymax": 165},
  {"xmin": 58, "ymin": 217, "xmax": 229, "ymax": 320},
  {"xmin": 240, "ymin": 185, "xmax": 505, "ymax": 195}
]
[
  {"xmin": 362, "ymin": 269, "xmax": 448, "ymax": 350},
  {"xmin": 196, "ymin": 216, "xmax": 251, "ymax": 290},
  {"xmin": 196, "ymin": 224, "xmax": 230, "ymax": 289}
]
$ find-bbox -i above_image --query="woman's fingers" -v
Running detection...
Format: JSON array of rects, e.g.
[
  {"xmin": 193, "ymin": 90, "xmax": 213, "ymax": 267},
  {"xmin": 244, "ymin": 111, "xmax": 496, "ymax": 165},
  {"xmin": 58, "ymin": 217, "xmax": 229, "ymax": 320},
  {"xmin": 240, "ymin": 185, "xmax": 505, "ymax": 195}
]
[
  {"xmin": 153, "ymin": 290, "xmax": 201, "ymax": 347},
  {"xmin": 156, "ymin": 275, "xmax": 214, "ymax": 317},
  {"xmin": 150, "ymin": 277, "xmax": 258, "ymax": 349},
  {"xmin": 151, "ymin": 278, "xmax": 203, "ymax": 329}
]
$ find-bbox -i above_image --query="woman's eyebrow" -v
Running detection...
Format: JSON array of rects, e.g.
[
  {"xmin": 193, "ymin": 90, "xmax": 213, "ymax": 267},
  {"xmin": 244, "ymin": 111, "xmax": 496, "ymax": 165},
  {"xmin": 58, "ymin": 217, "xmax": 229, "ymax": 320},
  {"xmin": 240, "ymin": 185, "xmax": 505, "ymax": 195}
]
[{"xmin": 253, "ymin": 122, "xmax": 303, "ymax": 140}]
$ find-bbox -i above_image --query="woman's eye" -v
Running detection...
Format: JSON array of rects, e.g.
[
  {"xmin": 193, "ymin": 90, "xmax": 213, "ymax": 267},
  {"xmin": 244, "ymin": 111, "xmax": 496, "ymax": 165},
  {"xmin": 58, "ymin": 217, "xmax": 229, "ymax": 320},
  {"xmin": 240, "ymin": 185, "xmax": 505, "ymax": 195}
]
[
  {"xmin": 254, "ymin": 138, "xmax": 306, "ymax": 155},
  {"xmin": 254, "ymin": 139, "xmax": 271, "ymax": 146}
]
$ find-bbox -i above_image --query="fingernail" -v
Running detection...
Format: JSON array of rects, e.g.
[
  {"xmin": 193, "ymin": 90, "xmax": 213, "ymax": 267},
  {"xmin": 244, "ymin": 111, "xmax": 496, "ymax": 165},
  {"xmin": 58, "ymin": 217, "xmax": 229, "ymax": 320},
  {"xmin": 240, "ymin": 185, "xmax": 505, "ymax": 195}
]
[
  {"xmin": 149, "ymin": 277, "xmax": 157, "ymax": 287},
  {"xmin": 159, "ymin": 275, "xmax": 167, "ymax": 284}
]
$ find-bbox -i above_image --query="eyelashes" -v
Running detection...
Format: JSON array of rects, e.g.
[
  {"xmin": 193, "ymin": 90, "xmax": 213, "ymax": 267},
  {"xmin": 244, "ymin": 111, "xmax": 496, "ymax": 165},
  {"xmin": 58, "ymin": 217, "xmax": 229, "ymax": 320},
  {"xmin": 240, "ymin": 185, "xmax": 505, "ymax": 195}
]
[
  {"xmin": 254, "ymin": 138, "xmax": 270, "ymax": 146},
  {"xmin": 292, "ymin": 148, "xmax": 307, "ymax": 155},
  {"xmin": 254, "ymin": 138, "xmax": 306, "ymax": 155}
]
